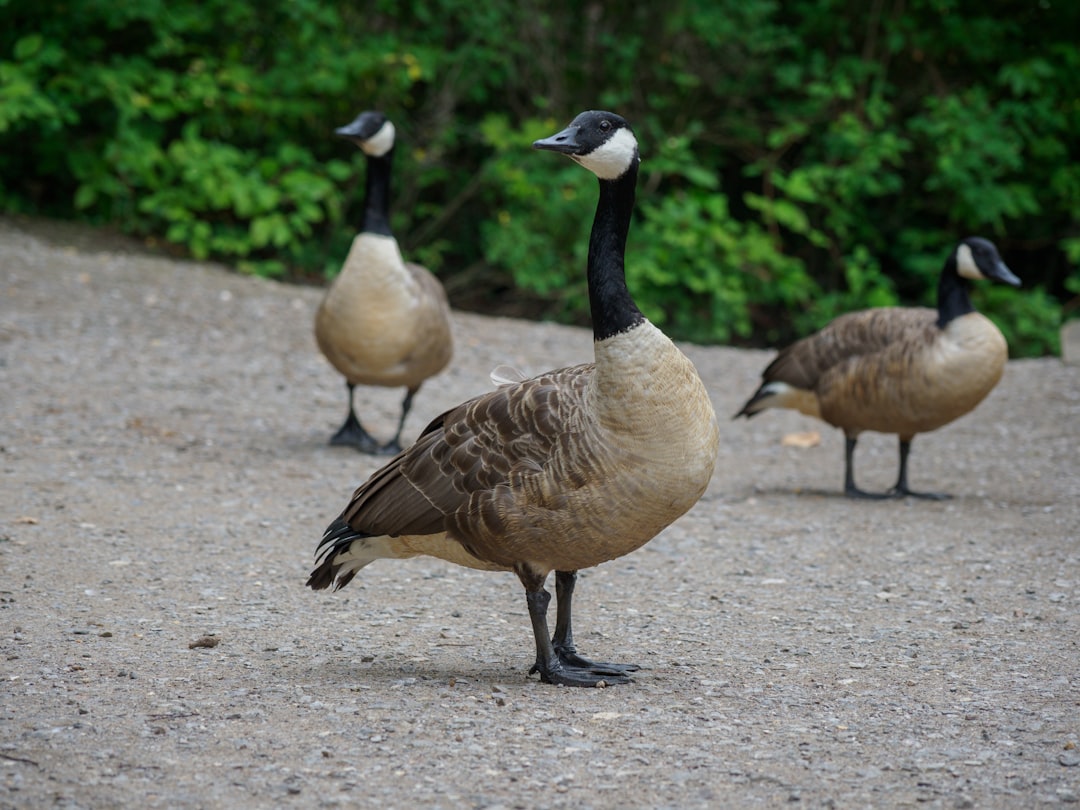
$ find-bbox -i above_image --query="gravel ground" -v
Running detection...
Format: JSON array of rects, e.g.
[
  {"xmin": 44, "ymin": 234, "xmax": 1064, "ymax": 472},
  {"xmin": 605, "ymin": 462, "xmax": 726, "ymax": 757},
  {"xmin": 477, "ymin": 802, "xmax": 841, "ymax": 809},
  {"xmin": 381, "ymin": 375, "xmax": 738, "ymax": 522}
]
[{"xmin": 2, "ymin": 215, "xmax": 1078, "ymax": 809}]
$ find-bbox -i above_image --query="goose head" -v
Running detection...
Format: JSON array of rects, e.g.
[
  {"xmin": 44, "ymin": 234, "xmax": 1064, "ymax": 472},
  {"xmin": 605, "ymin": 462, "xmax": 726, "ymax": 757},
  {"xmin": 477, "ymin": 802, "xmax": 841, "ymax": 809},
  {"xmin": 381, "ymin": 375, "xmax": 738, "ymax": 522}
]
[
  {"xmin": 955, "ymin": 237, "xmax": 1021, "ymax": 286},
  {"xmin": 533, "ymin": 110, "xmax": 639, "ymax": 181},
  {"xmin": 335, "ymin": 110, "xmax": 396, "ymax": 157}
]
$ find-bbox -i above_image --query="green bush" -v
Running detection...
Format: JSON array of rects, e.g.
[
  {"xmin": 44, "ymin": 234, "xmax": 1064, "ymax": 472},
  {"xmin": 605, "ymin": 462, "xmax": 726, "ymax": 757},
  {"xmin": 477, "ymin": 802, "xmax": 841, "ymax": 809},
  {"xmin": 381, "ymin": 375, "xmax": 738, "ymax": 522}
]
[{"xmin": 1, "ymin": 0, "xmax": 1076, "ymax": 355}]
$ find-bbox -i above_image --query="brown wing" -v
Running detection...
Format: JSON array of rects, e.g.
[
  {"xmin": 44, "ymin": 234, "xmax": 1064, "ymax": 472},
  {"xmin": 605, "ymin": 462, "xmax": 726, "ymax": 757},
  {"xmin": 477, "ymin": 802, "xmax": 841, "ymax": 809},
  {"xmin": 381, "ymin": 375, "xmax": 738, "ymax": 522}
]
[
  {"xmin": 763, "ymin": 307, "xmax": 938, "ymax": 389},
  {"xmin": 337, "ymin": 364, "xmax": 595, "ymax": 541}
]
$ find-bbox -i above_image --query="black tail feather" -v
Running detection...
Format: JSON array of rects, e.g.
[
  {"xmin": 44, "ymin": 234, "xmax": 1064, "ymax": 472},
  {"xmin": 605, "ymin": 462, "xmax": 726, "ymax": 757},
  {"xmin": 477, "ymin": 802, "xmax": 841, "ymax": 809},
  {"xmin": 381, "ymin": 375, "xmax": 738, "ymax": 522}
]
[
  {"xmin": 733, "ymin": 387, "xmax": 768, "ymax": 419},
  {"xmin": 306, "ymin": 517, "xmax": 370, "ymax": 591}
]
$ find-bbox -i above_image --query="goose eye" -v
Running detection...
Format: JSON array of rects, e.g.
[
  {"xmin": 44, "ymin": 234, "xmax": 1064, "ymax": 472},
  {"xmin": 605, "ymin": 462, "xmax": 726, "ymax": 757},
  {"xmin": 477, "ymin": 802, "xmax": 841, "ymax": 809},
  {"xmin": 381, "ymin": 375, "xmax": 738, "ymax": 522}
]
[{"xmin": 599, "ymin": 120, "xmax": 611, "ymax": 131}]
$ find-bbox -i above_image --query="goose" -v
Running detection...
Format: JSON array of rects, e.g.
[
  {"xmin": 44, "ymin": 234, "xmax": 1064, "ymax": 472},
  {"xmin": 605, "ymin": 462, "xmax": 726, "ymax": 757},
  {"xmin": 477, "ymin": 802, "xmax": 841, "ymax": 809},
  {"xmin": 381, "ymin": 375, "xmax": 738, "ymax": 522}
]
[
  {"xmin": 308, "ymin": 111, "xmax": 720, "ymax": 687},
  {"xmin": 314, "ymin": 110, "xmax": 453, "ymax": 455},
  {"xmin": 735, "ymin": 236, "xmax": 1020, "ymax": 499}
]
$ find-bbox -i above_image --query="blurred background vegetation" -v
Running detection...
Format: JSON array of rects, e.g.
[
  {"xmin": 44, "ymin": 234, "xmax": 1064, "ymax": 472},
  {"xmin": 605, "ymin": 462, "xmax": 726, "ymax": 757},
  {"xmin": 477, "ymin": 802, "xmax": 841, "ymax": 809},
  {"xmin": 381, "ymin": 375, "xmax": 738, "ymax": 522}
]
[{"xmin": 2, "ymin": 0, "xmax": 1077, "ymax": 356}]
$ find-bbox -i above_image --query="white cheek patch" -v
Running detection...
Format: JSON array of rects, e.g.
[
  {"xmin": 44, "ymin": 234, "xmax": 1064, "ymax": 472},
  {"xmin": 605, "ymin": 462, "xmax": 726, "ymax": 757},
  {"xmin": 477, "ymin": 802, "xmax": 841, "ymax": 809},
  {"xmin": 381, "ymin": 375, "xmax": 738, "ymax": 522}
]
[
  {"xmin": 360, "ymin": 120, "xmax": 396, "ymax": 157},
  {"xmin": 577, "ymin": 128, "xmax": 638, "ymax": 180},
  {"xmin": 955, "ymin": 243, "xmax": 984, "ymax": 280}
]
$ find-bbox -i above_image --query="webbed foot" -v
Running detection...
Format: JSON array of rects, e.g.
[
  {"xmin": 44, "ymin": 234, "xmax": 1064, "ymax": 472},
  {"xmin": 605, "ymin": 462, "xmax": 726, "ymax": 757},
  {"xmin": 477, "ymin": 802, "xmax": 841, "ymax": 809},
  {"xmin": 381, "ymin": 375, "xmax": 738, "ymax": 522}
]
[
  {"xmin": 329, "ymin": 410, "xmax": 384, "ymax": 455},
  {"xmin": 529, "ymin": 657, "xmax": 634, "ymax": 687}
]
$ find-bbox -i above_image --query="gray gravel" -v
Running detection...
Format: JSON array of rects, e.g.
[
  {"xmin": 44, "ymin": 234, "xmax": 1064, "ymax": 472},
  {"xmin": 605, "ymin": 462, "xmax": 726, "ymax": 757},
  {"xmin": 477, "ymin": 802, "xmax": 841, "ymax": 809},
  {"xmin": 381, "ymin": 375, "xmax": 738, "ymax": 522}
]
[{"xmin": 2, "ymin": 215, "xmax": 1078, "ymax": 809}]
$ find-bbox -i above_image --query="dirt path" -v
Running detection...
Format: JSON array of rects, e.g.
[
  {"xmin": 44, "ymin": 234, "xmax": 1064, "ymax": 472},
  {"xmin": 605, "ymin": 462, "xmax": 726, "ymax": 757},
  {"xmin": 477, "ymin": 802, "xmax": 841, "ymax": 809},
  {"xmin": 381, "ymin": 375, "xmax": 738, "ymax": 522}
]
[{"xmin": 2, "ymin": 215, "xmax": 1078, "ymax": 808}]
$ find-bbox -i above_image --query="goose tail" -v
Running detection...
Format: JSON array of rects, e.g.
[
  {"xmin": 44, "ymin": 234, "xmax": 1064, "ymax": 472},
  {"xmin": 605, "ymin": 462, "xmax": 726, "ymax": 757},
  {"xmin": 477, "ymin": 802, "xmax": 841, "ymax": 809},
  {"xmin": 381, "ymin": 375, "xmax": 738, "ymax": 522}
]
[
  {"xmin": 307, "ymin": 517, "xmax": 377, "ymax": 592},
  {"xmin": 734, "ymin": 382, "xmax": 819, "ymax": 420},
  {"xmin": 734, "ymin": 382, "xmax": 782, "ymax": 419}
]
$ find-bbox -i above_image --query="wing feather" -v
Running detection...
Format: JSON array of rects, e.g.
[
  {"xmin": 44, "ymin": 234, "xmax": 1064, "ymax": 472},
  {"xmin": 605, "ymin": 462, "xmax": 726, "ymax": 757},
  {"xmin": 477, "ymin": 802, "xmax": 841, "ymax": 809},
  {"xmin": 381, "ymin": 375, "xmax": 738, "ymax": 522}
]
[
  {"xmin": 763, "ymin": 308, "xmax": 938, "ymax": 389},
  {"xmin": 335, "ymin": 364, "xmax": 595, "ymax": 550}
]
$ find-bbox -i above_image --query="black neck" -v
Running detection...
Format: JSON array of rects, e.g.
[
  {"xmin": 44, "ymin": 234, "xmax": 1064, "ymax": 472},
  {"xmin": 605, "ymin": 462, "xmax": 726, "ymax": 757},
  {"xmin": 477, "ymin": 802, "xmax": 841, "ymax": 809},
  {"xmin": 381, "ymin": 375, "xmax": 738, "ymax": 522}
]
[
  {"xmin": 936, "ymin": 253, "xmax": 976, "ymax": 328},
  {"xmin": 359, "ymin": 149, "xmax": 394, "ymax": 237},
  {"xmin": 588, "ymin": 163, "xmax": 645, "ymax": 341}
]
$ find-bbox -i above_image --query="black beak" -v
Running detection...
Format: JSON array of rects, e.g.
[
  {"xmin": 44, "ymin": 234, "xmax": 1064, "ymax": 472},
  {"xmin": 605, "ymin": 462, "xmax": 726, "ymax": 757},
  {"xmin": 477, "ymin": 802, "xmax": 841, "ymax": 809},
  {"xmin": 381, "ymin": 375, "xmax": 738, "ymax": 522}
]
[
  {"xmin": 990, "ymin": 260, "xmax": 1021, "ymax": 287},
  {"xmin": 335, "ymin": 111, "xmax": 383, "ymax": 141},
  {"xmin": 533, "ymin": 125, "xmax": 582, "ymax": 155}
]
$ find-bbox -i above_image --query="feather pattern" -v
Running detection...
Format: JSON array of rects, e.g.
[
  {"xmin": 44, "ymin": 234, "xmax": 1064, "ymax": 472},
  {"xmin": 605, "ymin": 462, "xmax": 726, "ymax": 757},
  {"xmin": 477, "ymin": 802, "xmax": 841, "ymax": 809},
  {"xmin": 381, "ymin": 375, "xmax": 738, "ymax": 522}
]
[{"xmin": 312, "ymin": 323, "xmax": 718, "ymax": 587}]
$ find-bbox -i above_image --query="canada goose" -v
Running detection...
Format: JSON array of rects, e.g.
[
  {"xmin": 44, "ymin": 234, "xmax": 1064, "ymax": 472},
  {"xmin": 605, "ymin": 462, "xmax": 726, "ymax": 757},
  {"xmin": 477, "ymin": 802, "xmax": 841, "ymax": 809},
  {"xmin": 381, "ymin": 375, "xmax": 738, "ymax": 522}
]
[
  {"xmin": 314, "ymin": 110, "xmax": 453, "ymax": 455},
  {"xmin": 308, "ymin": 111, "xmax": 720, "ymax": 687},
  {"xmin": 735, "ymin": 237, "xmax": 1020, "ymax": 499}
]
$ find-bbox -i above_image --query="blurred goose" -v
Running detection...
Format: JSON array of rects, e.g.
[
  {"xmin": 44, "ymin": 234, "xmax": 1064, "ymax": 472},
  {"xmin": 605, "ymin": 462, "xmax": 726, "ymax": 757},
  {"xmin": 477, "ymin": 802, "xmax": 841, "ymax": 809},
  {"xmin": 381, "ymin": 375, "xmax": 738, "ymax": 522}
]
[
  {"xmin": 735, "ymin": 237, "xmax": 1020, "ymax": 498},
  {"xmin": 308, "ymin": 111, "xmax": 720, "ymax": 687},
  {"xmin": 315, "ymin": 110, "xmax": 453, "ymax": 455}
]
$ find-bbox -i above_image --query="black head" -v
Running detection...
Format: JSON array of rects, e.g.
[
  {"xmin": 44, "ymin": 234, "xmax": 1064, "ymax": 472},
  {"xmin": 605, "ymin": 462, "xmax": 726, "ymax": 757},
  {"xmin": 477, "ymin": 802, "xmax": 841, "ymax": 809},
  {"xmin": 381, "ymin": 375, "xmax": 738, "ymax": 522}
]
[
  {"xmin": 955, "ymin": 237, "xmax": 1021, "ymax": 287},
  {"xmin": 533, "ymin": 111, "xmax": 639, "ymax": 180},
  {"xmin": 335, "ymin": 110, "xmax": 395, "ymax": 157}
]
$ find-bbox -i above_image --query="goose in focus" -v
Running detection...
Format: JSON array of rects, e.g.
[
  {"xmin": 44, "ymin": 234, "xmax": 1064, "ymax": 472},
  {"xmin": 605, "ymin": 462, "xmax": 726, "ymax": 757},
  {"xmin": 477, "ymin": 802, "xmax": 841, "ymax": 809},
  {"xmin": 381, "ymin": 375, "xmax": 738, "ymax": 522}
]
[
  {"xmin": 308, "ymin": 111, "xmax": 720, "ymax": 687},
  {"xmin": 315, "ymin": 110, "xmax": 453, "ymax": 455},
  {"xmin": 735, "ymin": 236, "xmax": 1020, "ymax": 499}
]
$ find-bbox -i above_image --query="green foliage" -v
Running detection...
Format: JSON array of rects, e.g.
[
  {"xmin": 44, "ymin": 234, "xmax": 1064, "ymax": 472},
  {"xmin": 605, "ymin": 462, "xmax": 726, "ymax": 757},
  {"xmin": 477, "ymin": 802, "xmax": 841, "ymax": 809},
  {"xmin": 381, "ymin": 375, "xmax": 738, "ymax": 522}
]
[
  {"xmin": 981, "ymin": 284, "xmax": 1063, "ymax": 359},
  {"xmin": 479, "ymin": 115, "xmax": 590, "ymax": 316},
  {"xmin": 1, "ymin": 0, "xmax": 1077, "ymax": 355}
]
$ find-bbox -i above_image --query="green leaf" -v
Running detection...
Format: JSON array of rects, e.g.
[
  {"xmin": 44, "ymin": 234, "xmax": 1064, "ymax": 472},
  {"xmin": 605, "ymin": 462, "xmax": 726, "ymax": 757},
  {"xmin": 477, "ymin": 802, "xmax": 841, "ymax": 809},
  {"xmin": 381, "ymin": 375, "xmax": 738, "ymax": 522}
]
[
  {"xmin": 13, "ymin": 34, "xmax": 44, "ymax": 61},
  {"xmin": 73, "ymin": 184, "xmax": 97, "ymax": 209}
]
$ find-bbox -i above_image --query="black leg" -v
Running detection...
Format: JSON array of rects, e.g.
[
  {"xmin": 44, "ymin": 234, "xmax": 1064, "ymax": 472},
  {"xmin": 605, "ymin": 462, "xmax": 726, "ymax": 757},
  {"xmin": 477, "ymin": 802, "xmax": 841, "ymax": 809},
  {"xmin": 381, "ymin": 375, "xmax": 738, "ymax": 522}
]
[
  {"xmin": 843, "ymin": 436, "xmax": 890, "ymax": 499},
  {"xmin": 552, "ymin": 571, "xmax": 638, "ymax": 675},
  {"xmin": 381, "ymin": 386, "xmax": 418, "ymax": 456},
  {"xmin": 552, "ymin": 570, "xmax": 577, "ymax": 655},
  {"xmin": 887, "ymin": 438, "xmax": 951, "ymax": 500},
  {"xmin": 519, "ymin": 569, "xmax": 632, "ymax": 687},
  {"xmin": 329, "ymin": 383, "xmax": 383, "ymax": 454}
]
